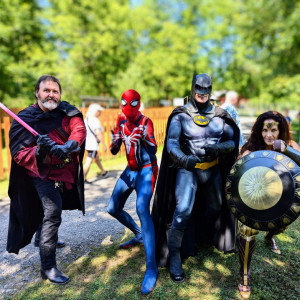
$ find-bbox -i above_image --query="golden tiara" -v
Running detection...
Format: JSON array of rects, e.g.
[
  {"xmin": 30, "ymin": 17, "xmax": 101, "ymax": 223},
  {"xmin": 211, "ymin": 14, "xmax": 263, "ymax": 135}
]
[{"xmin": 263, "ymin": 121, "xmax": 279, "ymax": 129}]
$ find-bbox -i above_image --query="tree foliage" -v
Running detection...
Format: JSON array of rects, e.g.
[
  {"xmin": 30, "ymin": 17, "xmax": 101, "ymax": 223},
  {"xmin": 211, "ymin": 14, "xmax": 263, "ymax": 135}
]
[{"xmin": 0, "ymin": 0, "xmax": 299, "ymax": 108}]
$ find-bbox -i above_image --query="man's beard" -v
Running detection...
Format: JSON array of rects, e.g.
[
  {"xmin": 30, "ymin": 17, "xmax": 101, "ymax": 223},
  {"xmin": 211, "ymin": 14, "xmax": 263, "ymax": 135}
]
[{"xmin": 39, "ymin": 96, "xmax": 60, "ymax": 110}]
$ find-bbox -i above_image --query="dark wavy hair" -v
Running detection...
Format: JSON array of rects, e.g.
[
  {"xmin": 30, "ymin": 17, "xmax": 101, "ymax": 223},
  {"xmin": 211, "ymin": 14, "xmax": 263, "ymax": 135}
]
[
  {"xmin": 240, "ymin": 111, "xmax": 291, "ymax": 155},
  {"xmin": 34, "ymin": 75, "xmax": 61, "ymax": 100}
]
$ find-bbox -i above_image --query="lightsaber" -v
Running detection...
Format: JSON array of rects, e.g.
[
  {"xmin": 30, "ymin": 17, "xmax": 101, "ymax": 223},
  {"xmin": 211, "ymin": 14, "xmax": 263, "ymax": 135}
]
[
  {"xmin": 0, "ymin": 102, "xmax": 71, "ymax": 163},
  {"xmin": 0, "ymin": 102, "xmax": 39, "ymax": 136}
]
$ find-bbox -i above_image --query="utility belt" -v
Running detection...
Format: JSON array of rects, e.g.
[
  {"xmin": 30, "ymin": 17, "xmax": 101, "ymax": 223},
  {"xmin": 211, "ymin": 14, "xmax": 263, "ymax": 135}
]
[{"xmin": 195, "ymin": 157, "xmax": 219, "ymax": 170}]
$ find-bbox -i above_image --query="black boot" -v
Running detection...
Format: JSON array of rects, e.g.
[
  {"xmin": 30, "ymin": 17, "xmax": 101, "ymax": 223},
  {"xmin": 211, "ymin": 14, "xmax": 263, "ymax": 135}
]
[
  {"xmin": 34, "ymin": 239, "xmax": 66, "ymax": 248},
  {"xmin": 167, "ymin": 228, "xmax": 185, "ymax": 283},
  {"xmin": 41, "ymin": 267, "xmax": 70, "ymax": 285}
]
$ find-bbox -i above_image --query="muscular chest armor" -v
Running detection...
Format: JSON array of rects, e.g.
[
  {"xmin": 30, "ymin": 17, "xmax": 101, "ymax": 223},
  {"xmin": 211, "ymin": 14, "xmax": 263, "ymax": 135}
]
[{"xmin": 179, "ymin": 113, "xmax": 225, "ymax": 156}]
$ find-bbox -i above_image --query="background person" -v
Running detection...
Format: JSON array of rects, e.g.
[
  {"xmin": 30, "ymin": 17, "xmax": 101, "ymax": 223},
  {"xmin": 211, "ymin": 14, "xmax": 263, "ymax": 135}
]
[
  {"xmin": 283, "ymin": 108, "xmax": 291, "ymax": 126},
  {"xmin": 7, "ymin": 75, "xmax": 86, "ymax": 285},
  {"xmin": 221, "ymin": 90, "xmax": 245, "ymax": 147},
  {"xmin": 83, "ymin": 103, "xmax": 108, "ymax": 182},
  {"xmin": 237, "ymin": 110, "xmax": 300, "ymax": 299}
]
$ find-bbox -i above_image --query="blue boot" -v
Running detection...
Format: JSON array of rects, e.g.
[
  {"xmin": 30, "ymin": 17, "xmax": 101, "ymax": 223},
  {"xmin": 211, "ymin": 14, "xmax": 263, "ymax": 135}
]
[
  {"xmin": 141, "ymin": 268, "xmax": 158, "ymax": 295},
  {"xmin": 119, "ymin": 233, "xmax": 143, "ymax": 249}
]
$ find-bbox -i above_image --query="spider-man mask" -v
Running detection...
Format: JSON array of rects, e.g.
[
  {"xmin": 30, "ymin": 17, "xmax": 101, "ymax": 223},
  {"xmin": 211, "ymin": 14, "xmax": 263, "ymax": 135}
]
[{"xmin": 121, "ymin": 89, "xmax": 141, "ymax": 119}]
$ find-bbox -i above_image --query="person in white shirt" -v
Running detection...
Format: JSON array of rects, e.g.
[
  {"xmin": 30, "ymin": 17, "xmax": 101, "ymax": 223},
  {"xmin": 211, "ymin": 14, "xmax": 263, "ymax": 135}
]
[
  {"xmin": 221, "ymin": 91, "xmax": 245, "ymax": 147},
  {"xmin": 83, "ymin": 104, "xmax": 108, "ymax": 181}
]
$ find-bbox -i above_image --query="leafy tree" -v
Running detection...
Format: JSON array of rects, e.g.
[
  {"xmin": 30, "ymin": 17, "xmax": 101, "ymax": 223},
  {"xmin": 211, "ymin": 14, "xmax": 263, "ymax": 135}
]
[
  {"xmin": 220, "ymin": 0, "xmax": 300, "ymax": 106},
  {"xmin": 0, "ymin": 0, "xmax": 58, "ymax": 107}
]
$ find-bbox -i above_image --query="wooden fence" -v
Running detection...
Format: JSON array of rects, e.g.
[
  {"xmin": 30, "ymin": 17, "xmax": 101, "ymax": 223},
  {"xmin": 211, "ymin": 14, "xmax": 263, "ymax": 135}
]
[{"xmin": 0, "ymin": 106, "xmax": 174, "ymax": 180}]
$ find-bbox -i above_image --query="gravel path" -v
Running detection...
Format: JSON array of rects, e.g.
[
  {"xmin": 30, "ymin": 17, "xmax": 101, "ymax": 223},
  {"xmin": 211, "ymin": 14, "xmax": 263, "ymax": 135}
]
[
  {"xmin": 0, "ymin": 171, "xmax": 140, "ymax": 299},
  {"xmin": 0, "ymin": 116, "xmax": 255, "ymax": 299}
]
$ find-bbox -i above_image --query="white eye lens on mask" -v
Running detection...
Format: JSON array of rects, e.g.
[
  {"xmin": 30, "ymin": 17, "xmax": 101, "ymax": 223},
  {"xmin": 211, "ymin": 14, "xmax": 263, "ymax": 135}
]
[
  {"xmin": 130, "ymin": 100, "xmax": 139, "ymax": 107},
  {"xmin": 121, "ymin": 99, "xmax": 127, "ymax": 106}
]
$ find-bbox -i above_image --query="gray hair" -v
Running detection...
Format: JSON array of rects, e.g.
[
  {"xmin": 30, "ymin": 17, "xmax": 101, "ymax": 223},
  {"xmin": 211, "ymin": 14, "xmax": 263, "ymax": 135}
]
[
  {"xmin": 225, "ymin": 91, "xmax": 238, "ymax": 103},
  {"xmin": 86, "ymin": 103, "xmax": 104, "ymax": 117}
]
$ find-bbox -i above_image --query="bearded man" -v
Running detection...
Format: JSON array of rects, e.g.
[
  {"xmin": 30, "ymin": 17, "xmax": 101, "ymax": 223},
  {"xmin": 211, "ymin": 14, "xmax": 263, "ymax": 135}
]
[{"xmin": 7, "ymin": 75, "xmax": 86, "ymax": 284}]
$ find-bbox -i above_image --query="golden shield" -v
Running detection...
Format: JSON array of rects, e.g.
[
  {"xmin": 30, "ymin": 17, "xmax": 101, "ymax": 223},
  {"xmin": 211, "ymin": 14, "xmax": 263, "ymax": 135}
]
[{"xmin": 226, "ymin": 150, "xmax": 300, "ymax": 231}]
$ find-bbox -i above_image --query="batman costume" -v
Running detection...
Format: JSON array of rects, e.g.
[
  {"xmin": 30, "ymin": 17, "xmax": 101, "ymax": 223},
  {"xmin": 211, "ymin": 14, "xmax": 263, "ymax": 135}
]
[{"xmin": 151, "ymin": 74, "xmax": 240, "ymax": 282}]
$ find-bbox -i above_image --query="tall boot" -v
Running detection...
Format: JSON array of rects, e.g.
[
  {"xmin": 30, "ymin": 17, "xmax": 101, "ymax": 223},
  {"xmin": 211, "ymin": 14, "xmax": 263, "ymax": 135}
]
[
  {"xmin": 237, "ymin": 225, "xmax": 258, "ymax": 299},
  {"xmin": 167, "ymin": 228, "xmax": 185, "ymax": 283}
]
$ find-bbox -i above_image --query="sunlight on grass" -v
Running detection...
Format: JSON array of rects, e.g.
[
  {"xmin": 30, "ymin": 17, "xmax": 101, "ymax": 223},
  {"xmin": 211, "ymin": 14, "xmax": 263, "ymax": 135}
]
[
  {"xmin": 263, "ymin": 258, "xmax": 274, "ymax": 265},
  {"xmin": 273, "ymin": 259, "xmax": 286, "ymax": 267},
  {"xmin": 216, "ymin": 264, "xmax": 231, "ymax": 276},
  {"xmin": 116, "ymin": 282, "xmax": 135, "ymax": 295},
  {"xmin": 203, "ymin": 259, "xmax": 215, "ymax": 271},
  {"xmin": 278, "ymin": 234, "xmax": 295, "ymax": 243},
  {"xmin": 91, "ymin": 255, "xmax": 109, "ymax": 267}
]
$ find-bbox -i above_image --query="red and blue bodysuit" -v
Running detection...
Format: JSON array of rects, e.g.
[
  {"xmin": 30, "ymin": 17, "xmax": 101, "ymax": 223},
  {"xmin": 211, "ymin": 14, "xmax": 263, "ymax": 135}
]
[{"xmin": 107, "ymin": 89, "xmax": 158, "ymax": 294}]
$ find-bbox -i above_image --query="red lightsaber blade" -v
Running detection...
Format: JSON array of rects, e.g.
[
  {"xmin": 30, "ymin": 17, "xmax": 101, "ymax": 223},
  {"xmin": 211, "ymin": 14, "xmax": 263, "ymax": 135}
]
[{"xmin": 0, "ymin": 102, "xmax": 39, "ymax": 136}]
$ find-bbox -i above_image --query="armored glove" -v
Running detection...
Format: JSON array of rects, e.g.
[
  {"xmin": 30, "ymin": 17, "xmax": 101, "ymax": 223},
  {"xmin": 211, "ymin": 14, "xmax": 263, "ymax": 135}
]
[
  {"xmin": 35, "ymin": 134, "xmax": 56, "ymax": 163},
  {"xmin": 50, "ymin": 140, "xmax": 81, "ymax": 161}
]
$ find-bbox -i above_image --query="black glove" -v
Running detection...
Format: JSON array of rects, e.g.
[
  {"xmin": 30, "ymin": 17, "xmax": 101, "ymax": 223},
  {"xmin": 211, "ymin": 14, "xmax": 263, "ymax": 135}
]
[
  {"xmin": 35, "ymin": 134, "xmax": 56, "ymax": 163},
  {"xmin": 50, "ymin": 140, "xmax": 81, "ymax": 161},
  {"xmin": 183, "ymin": 155, "xmax": 201, "ymax": 171},
  {"xmin": 203, "ymin": 144, "xmax": 219, "ymax": 157},
  {"xmin": 203, "ymin": 141, "xmax": 235, "ymax": 157}
]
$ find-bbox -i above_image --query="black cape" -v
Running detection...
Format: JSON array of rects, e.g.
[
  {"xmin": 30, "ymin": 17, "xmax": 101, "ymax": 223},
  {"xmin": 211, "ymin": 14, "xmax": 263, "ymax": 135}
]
[
  {"xmin": 7, "ymin": 101, "xmax": 85, "ymax": 254},
  {"xmin": 151, "ymin": 104, "xmax": 240, "ymax": 267}
]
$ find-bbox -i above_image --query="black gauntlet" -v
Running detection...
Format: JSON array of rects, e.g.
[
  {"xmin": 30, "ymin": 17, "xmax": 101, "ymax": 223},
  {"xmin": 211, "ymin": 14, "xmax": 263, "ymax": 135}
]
[
  {"xmin": 50, "ymin": 140, "xmax": 80, "ymax": 161},
  {"xmin": 35, "ymin": 134, "xmax": 56, "ymax": 164},
  {"xmin": 169, "ymin": 148, "xmax": 201, "ymax": 171},
  {"xmin": 203, "ymin": 140, "xmax": 235, "ymax": 157}
]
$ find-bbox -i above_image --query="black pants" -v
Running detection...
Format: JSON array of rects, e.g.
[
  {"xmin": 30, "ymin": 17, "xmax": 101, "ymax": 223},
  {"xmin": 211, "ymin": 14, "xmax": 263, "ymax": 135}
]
[{"xmin": 32, "ymin": 178, "xmax": 62, "ymax": 270}]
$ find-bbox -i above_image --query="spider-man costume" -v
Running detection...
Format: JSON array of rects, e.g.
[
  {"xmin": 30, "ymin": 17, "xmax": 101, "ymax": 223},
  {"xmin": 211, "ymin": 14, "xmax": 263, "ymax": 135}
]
[{"xmin": 107, "ymin": 89, "xmax": 158, "ymax": 294}]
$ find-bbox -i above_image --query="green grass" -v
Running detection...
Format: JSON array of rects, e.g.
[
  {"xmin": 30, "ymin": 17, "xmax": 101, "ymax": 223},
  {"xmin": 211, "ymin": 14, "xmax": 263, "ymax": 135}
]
[
  {"xmin": 2, "ymin": 145, "xmax": 300, "ymax": 299},
  {"xmin": 7, "ymin": 218, "xmax": 300, "ymax": 300}
]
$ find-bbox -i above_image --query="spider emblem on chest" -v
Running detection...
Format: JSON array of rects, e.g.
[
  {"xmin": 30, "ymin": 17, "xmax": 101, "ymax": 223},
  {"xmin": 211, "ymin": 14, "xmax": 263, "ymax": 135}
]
[{"xmin": 120, "ymin": 124, "xmax": 144, "ymax": 154}]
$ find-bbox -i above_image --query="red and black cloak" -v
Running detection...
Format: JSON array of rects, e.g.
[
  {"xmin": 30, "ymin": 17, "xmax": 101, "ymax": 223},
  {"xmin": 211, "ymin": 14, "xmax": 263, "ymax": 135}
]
[{"xmin": 7, "ymin": 101, "xmax": 86, "ymax": 254}]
